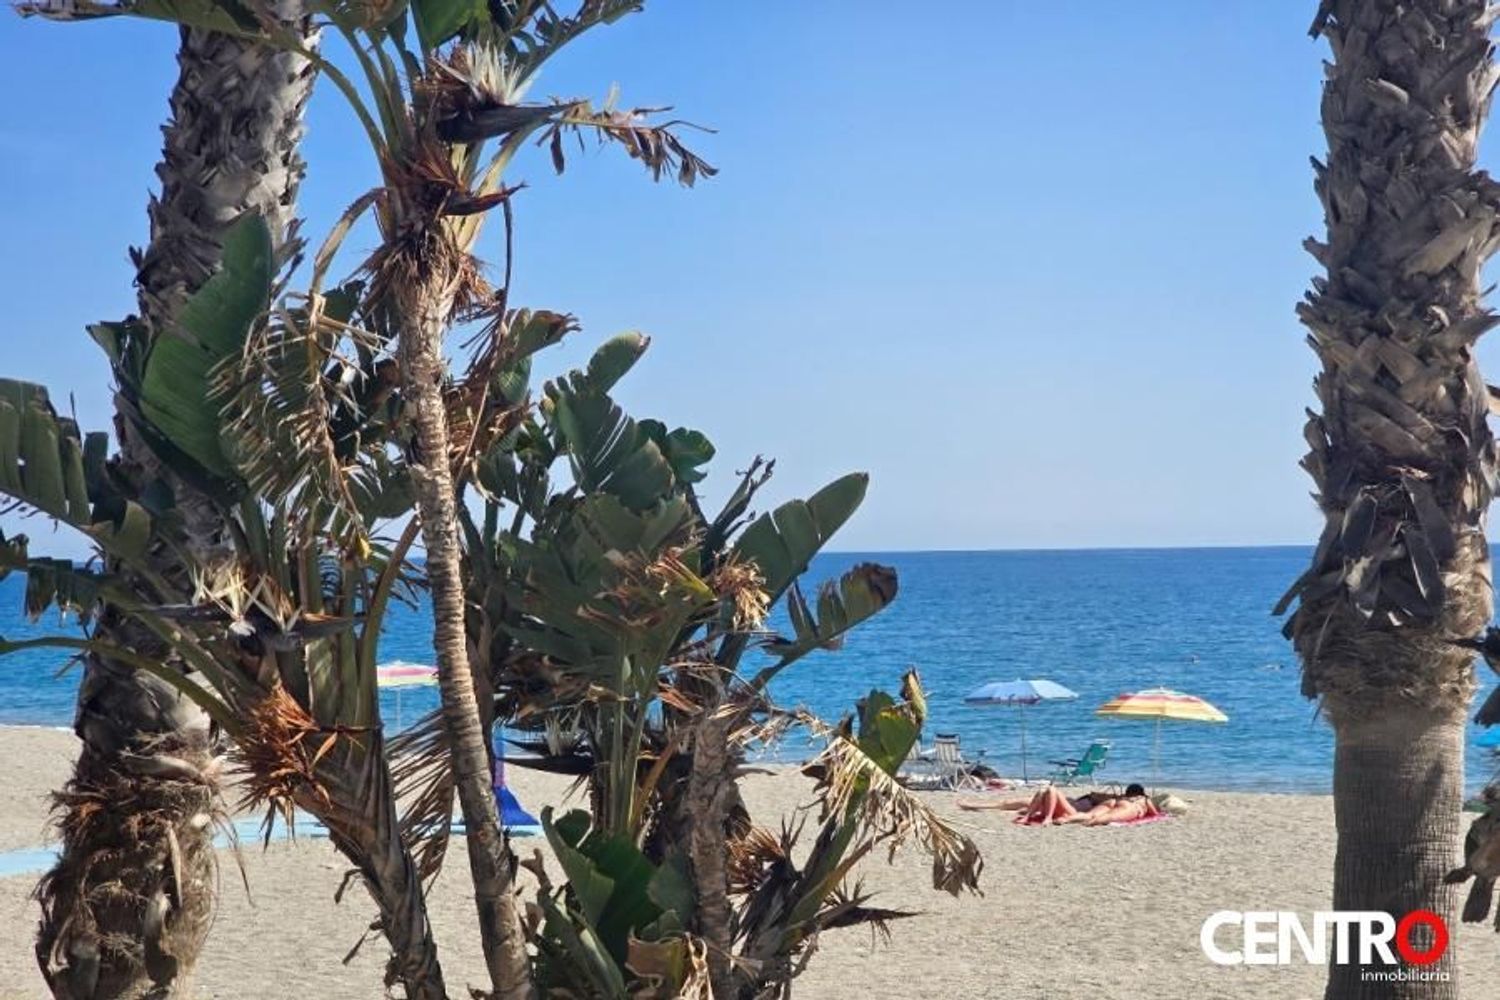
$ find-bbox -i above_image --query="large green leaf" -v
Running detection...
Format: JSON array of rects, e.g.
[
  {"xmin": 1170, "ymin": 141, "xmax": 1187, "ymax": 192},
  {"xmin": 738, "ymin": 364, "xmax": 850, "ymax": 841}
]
[
  {"xmin": 536, "ymin": 891, "xmax": 628, "ymax": 997},
  {"xmin": 140, "ymin": 212, "xmax": 272, "ymax": 480},
  {"xmin": 639, "ymin": 420, "xmax": 714, "ymax": 485},
  {"xmin": 856, "ymin": 689, "xmax": 922, "ymax": 776},
  {"xmin": 546, "ymin": 380, "xmax": 675, "ymax": 510},
  {"xmin": 133, "ymin": 0, "xmax": 260, "ymax": 33},
  {"xmin": 540, "ymin": 807, "xmax": 670, "ymax": 965},
  {"xmin": 733, "ymin": 472, "xmax": 869, "ymax": 599},
  {"xmin": 645, "ymin": 850, "xmax": 694, "ymax": 927},
  {"xmin": 582, "ymin": 332, "xmax": 648, "ymax": 393},
  {"xmin": 0, "ymin": 533, "xmax": 107, "ymax": 620},
  {"xmin": 412, "ymin": 0, "xmax": 484, "ymax": 49},
  {"xmin": 0, "ymin": 380, "xmax": 152, "ymax": 559},
  {"xmin": 32, "ymin": 0, "xmax": 261, "ymax": 33},
  {"xmin": 88, "ymin": 318, "xmax": 151, "ymax": 391},
  {"xmin": 536, "ymin": 334, "xmax": 689, "ymax": 511},
  {"xmin": 752, "ymin": 562, "xmax": 898, "ymax": 691},
  {"xmin": 501, "ymin": 309, "xmax": 574, "ymax": 371},
  {"xmin": 349, "ymin": 452, "xmax": 416, "ymax": 521}
]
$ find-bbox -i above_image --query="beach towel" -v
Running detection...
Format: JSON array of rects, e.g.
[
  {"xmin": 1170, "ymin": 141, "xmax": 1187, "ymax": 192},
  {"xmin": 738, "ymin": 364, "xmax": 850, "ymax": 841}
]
[{"xmin": 1106, "ymin": 812, "xmax": 1171, "ymax": 827}]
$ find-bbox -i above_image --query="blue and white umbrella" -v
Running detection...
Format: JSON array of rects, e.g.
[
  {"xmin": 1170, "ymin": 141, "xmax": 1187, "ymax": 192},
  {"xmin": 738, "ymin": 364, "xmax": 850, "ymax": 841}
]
[
  {"xmin": 1477, "ymin": 727, "xmax": 1500, "ymax": 749},
  {"xmin": 964, "ymin": 678, "xmax": 1079, "ymax": 780}
]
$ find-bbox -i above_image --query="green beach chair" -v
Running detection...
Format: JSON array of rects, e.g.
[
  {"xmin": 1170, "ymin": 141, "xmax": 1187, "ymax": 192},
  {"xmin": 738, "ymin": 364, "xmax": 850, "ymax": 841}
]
[{"xmin": 1049, "ymin": 741, "xmax": 1109, "ymax": 785}]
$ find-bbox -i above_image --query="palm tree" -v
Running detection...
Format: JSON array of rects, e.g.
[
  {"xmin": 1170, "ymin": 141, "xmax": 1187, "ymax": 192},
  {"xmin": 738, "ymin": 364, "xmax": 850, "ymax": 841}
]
[
  {"xmin": 25, "ymin": 5, "xmax": 712, "ymax": 996},
  {"xmin": 17, "ymin": 5, "xmax": 318, "ymax": 996},
  {"xmin": 294, "ymin": 10, "xmax": 709, "ymax": 995},
  {"xmin": 393, "ymin": 269, "xmax": 537, "ymax": 998},
  {"xmin": 0, "ymin": 210, "xmax": 469, "ymax": 998},
  {"xmin": 1281, "ymin": 3, "xmax": 1500, "ymax": 996}
]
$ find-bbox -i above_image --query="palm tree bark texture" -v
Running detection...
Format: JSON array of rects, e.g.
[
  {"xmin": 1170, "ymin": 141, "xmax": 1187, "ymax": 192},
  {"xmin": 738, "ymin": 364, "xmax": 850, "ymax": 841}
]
[
  {"xmin": 1286, "ymin": 3, "xmax": 1500, "ymax": 998},
  {"xmin": 393, "ymin": 253, "xmax": 535, "ymax": 1000},
  {"xmin": 33, "ymin": 7, "xmax": 317, "ymax": 998}
]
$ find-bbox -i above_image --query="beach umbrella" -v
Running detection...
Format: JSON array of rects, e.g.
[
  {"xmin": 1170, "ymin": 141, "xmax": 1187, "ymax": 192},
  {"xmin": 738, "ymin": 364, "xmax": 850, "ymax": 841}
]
[
  {"xmin": 376, "ymin": 661, "xmax": 437, "ymax": 729},
  {"xmin": 1477, "ymin": 727, "xmax": 1500, "ymax": 749},
  {"xmin": 1095, "ymin": 687, "xmax": 1227, "ymax": 784},
  {"xmin": 964, "ymin": 678, "xmax": 1079, "ymax": 780}
]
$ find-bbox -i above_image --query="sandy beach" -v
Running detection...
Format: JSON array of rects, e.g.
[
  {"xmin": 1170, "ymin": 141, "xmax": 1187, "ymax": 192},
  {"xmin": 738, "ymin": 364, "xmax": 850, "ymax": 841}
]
[{"xmin": 0, "ymin": 725, "xmax": 1495, "ymax": 999}]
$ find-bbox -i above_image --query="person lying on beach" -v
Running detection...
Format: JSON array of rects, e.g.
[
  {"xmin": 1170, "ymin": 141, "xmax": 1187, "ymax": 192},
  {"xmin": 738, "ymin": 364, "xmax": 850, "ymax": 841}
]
[
  {"xmin": 956, "ymin": 786, "xmax": 1111, "ymax": 814},
  {"xmin": 1018, "ymin": 784, "xmax": 1161, "ymax": 826},
  {"xmin": 958, "ymin": 783, "xmax": 1162, "ymax": 826}
]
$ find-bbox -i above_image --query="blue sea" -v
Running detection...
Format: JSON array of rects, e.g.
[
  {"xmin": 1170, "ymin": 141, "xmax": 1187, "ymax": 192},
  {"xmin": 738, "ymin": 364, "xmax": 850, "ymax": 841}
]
[{"xmin": 3, "ymin": 546, "xmax": 1498, "ymax": 794}]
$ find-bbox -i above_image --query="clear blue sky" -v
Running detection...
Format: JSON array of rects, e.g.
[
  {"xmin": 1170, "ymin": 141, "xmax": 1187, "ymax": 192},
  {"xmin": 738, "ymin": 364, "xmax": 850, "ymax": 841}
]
[{"xmin": 2, "ymin": 2, "xmax": 1453, "ymax": 553}]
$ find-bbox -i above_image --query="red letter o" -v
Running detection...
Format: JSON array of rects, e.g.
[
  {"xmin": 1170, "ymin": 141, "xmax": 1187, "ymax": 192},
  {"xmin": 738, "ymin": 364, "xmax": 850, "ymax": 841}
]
[{"xmin": 1395, "ymin": 910, "xmax": 1448, "ymax": 966}]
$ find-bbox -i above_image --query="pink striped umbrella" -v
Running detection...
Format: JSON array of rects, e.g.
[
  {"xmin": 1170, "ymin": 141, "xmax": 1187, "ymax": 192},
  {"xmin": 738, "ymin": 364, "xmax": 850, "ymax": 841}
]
[
  {"xmin": 376, "ymin": 661, "xmax": 437, "ymax": 728},
  {"xmin": 375, "ymin": 662, "xmax": 439, "ymax": 689}
]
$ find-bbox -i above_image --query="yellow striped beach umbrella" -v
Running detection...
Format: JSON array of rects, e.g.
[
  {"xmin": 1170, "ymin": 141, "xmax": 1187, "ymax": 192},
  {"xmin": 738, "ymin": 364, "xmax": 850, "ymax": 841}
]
[{"xmin": 1096, "ymin": 687, "xmax": 1227, "ymax": 784}]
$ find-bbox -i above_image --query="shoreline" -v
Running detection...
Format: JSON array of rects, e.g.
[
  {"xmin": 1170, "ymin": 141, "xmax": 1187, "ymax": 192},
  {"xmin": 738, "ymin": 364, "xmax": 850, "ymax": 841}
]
[{"xmin": 0, "ymin": 721, "xmax": 1351, "ymax": 796}]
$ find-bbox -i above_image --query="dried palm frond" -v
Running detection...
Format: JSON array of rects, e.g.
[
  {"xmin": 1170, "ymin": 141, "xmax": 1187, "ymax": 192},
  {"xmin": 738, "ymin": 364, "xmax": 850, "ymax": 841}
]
[
  {"xmin": 675, "ymin": 934, "xmax": 714, "ymax": 1000},
  {"xmin": 542, "ymin": 103, "xmax": 717, "ymax": 187},
  {"xmin": 214, "ymin": 296, "xmax": 393, "ymax": 540},
  {"xmin": 231, "ymin": 685, "xmax": 343, "ymax": 843},
  {"xmin": 577, "ymin": 547, "xmax": 716, "ymax": 636},
  {"xmin": 709, "ymin": 555, "xmax": 768, "ymax": 631},
  {"xmin": 727, "ymin": 823, "xmax": 795, "ymax": 897},
  {"xmin": 448, "ymin": 309, "xmax": 576, "ymax": 472},
  {"xmin": 502, "ymin": 0, "xmax": 644, "ymax": 74},
  {"xmin": 808, "ymin": 734, "xmax": 983, "ymax": 896},
  {"xmin": 495, "ymin": 651, "xmax": 597, "ymax": 721},
  {"xmin": 363, "ymin": 187, "xmax": 490, "ymax": 327},
  {"xmin": 625, "ymin": 931, "xmax": 714, "ymax": 1000},
  {"xmin": 733, "ymin": 704, "xmax": 824, "ymax": 753},
  {"xmin": 388, "ymin": 708, "xmax": 457, "ymax": 885}
]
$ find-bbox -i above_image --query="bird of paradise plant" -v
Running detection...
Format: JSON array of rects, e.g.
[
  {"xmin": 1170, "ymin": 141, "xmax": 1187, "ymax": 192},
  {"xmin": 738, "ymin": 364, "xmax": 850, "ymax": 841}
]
[{"xmin": 450, "ymin": 333, "xmax": 985, "ymax": 998}]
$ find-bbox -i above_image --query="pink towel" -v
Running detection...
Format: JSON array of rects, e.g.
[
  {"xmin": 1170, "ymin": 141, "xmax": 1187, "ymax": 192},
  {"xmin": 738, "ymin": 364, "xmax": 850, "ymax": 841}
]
[{"xmin": 1107, "ymin": 812, "xmax": 1171, "ymax": 827}]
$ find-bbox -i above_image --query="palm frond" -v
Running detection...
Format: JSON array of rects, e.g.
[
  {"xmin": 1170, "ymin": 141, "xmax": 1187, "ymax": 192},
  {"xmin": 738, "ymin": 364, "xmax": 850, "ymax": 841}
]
[
  {"xmin": 726, "ymin": 823, "xmax": 794, "ymax": 897},
  {"xmin": 542, "ymin": 103, "xmax": 717, "ymax": 188},
  {"xmin": 214, "ymin": 289, "xmax": 396, "ymax": 542},
  {"xmin": 388, "ymin": 708, "xmax": 457, "ymax": 885},
  {"xmin": 231, "ymin": 684, "xmax": 343, "ymax": 841},
  {"xmin": 816, "ymin": 881, "xmax": 917, "ymax": 939},
  {"xmin": 809, "ymin": 733, "xmax": 983, "ymax": 897}
]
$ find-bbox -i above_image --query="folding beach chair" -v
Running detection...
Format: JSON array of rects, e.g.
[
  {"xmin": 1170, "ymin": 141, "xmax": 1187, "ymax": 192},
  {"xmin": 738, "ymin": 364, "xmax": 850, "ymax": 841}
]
[
  {"xmin": 1049, "ymin": 741, "xmax": 1110, "ymax": 785},
  {"xmin": 931, "ymin": 733, "xmax": 985, "ymax": 791}
]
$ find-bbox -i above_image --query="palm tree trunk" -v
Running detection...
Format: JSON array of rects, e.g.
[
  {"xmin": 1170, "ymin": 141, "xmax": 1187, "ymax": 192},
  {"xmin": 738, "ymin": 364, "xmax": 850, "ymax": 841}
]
[
  {"xmin": 396, "ymin": 268, "xmax": 535, "ymax": 1000},
  {"xmin": 1326, "ymin": 709, "xmax": 1463, "ymax": 999},
  {"xmin": 685, "ymin": 713, "xmax": 736, "ymax": 999},
  {"xmin": 34, "ymin": 11, "xmax": 317, "ymax": 999},
  {"xmin": 34, "ymin": 699, "xmax": 218, "ymax": 1000},
  {"xmin": 1288, "ymin": 4, "xmax": 1500, "ymax": 998}
]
